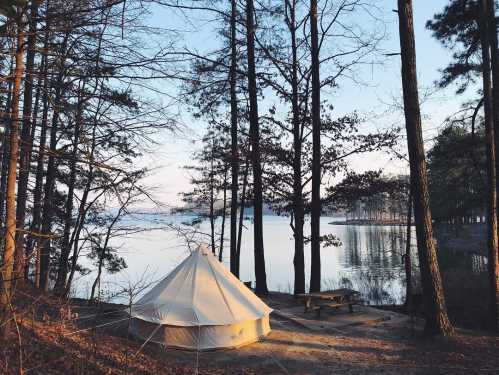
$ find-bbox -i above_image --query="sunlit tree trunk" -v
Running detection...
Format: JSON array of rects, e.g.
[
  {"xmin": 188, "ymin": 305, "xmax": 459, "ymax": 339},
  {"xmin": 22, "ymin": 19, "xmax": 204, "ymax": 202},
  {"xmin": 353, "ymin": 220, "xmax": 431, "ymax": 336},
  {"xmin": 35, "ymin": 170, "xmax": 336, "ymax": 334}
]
[
  {"xmin": 0, "ymin": 11, "xmax": 25, "ymax": 337},
  {"xmin": 0, "ymin": 56, "xmax": 14, "ymax": 232},
  {"xmin": 245, "ymin": 0, "xmax": 268, "ymax": 294},
  {"xmin": 309, "ymin": 0, "xmax": 321, "ymax": 292},
  {"xmin": 397, "ymin": 0, "xmax": 453, "ymax": 336}
]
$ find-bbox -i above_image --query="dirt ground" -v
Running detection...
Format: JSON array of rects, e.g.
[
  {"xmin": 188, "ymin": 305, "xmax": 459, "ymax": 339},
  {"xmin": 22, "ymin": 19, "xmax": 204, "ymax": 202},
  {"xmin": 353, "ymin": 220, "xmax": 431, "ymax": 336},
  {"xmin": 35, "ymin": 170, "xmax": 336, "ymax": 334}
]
[{"xmin": 2, "ymin": 288, "xmax": 499, "ymax": 374}]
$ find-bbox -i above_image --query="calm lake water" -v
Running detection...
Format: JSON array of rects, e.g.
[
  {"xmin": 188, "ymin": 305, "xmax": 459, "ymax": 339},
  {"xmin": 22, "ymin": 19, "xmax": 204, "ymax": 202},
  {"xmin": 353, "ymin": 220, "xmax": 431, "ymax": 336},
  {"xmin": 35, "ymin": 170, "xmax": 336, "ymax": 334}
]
[{"xmin": 74, "ymin": 215, "xmax": 418, "ymax": 304}]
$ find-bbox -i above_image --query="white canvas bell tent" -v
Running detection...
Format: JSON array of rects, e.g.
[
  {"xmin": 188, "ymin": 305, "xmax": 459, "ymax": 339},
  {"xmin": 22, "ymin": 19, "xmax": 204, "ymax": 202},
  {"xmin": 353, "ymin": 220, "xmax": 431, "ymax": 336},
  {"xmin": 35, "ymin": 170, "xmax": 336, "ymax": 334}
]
[{"xmin": 129, "ymin": 244, "xmax": 272, "ymax": 350}]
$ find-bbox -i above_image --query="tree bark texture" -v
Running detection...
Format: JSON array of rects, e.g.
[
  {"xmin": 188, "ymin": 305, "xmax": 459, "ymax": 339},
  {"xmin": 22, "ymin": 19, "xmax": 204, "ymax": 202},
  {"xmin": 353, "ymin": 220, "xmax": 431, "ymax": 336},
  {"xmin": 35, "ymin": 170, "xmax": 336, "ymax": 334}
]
[
  {"xmin": 0, "ymin": 14, "xmax": 25, "ymax": 337},
  {"xmin": 397, "ymin": 0, "xmax": 453, "ymax": 336},
  {"xmin": 309, "ymin": 0, "xmax": 321, "ymax": 292},
  {"xmin": 484, "ymin": 0, "xmax": 499, "ymax": 331},
  {"xmin": 245, "ymin": 0, "xmax": 268, "ymax": 294},
  {"xmin": 229, "ymin": 0, "xmax": 240, "ymax": 277}
]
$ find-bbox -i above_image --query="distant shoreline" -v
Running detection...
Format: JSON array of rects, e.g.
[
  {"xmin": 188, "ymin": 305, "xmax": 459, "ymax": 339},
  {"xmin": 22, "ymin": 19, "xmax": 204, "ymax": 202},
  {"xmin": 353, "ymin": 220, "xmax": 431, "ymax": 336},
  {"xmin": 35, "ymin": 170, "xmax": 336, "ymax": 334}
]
[{"xmin": 329, "ymin": 220, "xmax": 414, "ymax": 226}]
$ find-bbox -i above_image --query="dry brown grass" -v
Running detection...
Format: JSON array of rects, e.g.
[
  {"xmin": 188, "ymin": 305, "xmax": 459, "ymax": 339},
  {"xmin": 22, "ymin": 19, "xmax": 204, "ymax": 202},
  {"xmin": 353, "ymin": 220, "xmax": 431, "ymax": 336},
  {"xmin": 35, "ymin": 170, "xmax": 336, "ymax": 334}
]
[{"xmin": 1, "ymin": 285, "xmax": 498, "ymax": 375}]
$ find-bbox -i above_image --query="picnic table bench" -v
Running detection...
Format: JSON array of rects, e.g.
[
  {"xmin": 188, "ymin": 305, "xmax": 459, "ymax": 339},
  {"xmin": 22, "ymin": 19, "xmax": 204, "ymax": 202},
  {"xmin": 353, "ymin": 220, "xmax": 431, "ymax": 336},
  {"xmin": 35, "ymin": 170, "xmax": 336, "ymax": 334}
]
[{"xmin": 297, "ymin": 288, "xmax": 361, "ymax": 317}]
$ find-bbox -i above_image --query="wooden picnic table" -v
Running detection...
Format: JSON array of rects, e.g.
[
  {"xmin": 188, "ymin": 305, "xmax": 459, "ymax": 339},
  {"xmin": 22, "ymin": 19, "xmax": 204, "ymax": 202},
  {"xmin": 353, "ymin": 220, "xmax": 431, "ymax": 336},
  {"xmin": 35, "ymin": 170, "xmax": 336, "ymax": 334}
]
[{"xmin": 297, "ymin": 288, "xmax": 361, "ymax": 316}]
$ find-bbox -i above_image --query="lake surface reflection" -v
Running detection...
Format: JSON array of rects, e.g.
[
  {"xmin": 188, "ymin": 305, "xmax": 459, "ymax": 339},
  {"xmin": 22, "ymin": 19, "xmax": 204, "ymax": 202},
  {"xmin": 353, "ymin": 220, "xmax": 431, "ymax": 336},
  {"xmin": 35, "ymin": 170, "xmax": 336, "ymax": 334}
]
[
  {"xmin": 75, "ymin": 215, "xmax": 488, "ymax": 305},
  {"xmin": 75, "ymin": 215, "xmax": 418, "ymax": 304}
]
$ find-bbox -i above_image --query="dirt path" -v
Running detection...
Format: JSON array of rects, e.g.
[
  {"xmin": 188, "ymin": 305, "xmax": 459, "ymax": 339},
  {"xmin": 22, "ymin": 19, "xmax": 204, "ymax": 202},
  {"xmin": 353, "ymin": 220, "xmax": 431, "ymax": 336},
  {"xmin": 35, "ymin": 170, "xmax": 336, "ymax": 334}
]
[{"xmin": 156, "ymin": 315, "xmax": 499, "ymax": 375}]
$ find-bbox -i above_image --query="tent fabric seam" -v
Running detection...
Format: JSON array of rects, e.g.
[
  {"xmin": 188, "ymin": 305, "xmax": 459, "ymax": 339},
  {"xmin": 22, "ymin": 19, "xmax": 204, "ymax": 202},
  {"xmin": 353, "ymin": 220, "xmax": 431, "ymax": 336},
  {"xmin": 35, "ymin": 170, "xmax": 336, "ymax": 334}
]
[{"xmin": 204, "ymin": 252, "xmax": 237, "ymax": 321}]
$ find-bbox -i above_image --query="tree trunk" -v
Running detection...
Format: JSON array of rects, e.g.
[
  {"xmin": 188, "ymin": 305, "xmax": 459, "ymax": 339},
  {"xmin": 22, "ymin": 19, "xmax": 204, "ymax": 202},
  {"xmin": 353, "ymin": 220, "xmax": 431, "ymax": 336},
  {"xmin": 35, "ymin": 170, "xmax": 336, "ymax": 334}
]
[
  {"xmin": 29, "ymin": 69, "xmax": 49, "ymax": 288},
  {"xmin": 38, "ymin": 117, "xmax": 58, "ymax": 291},
  {"xmin": 54, "ymin": 87, "xmax": 84, "ymax": 294},
  {"xmin": 28, "ymin": 20, "xmax": 51, "ymax": 286},
  {"xmin": 404, "ymin": 186, "xmax": 412, "ymax": 312},
  {"xmin": 289, "ymin": 0, "xmax": 305, "ymax": 295},
  {"xmin": 89, "ymin": 246, "xmax": 106, "ymax": 303},
  {"xmin": 38, "ymin": 31, "xmax": 69, "ymax": 291},
  {"xmin": 23, "ymin": 48, "xmax": 43, "ymax": 280},
  {"xmin": 90, "ymin": 257, "xmax": 104, "ymax": 303},
  {"xmin": 219, "ymin": 167, "xmax": 228, "ymax": 262},
  {"xmin": 236, "ymin": 153, "xmax": 250, "ymax": 278},
  {"xmin": 309, "ymin": 0, "xmax": 321, "ymax": 292},
  {"xmin": 210, "ymin": 142, "xmax": 216, "ymax": 255},
  {"xmin": 38, "ymin": 86, "xmax": 62, "ymax": 292},
  {"xmin": 229, "ymin": 0, "xmax": 240, "ymax": 275},
  {"xmin": 397, "ymin": 0, "xmax": 453, "ymax": 336},
  {"xmin": 14, "ymin": 1, "xmax": 39, "ymax": 279},
  {"xmin": 65, "ymin": 83, "xmax": 102, "ymax": 296},
  {"xmin": 0, "ymin": 122, "xmax": 9, "ymax": 231},
  {"xmin": 0, "ymin": 56, "xmax": 14, "ymax": 232},
  {"xmin": 0, "ymin": 14, "xmax": 25, "ymax": 337},
  {"xmin": 245, "ymin": 0, "xmax": 268, "ymax": 294},
  {"xmin": 485, "ymin": 0, "xmax": 499, "ymax": 331},
  {"xmin": 90, "ymin": 205, "xmax": 124, "ymax": 302},
  {"xmin": 65, "ymin": 169, "xmax": 94, "ymax": 295}
]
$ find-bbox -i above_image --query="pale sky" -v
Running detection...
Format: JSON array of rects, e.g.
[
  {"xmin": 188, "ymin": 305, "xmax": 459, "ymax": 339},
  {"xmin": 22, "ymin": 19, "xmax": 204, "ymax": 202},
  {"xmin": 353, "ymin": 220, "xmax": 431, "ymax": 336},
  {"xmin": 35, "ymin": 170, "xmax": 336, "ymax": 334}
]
[{"xmin": 134, "ymin": 1, "xmax": 472, "ymax": 209}]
